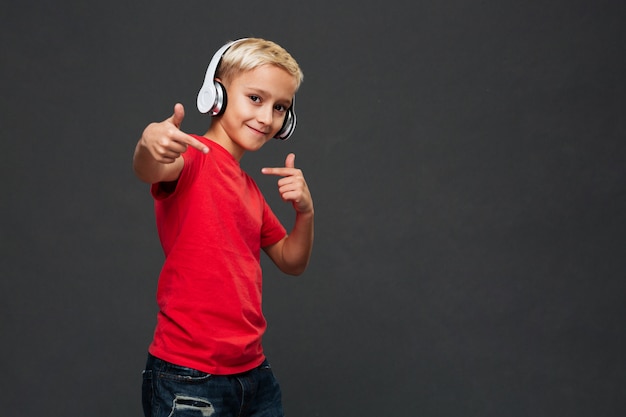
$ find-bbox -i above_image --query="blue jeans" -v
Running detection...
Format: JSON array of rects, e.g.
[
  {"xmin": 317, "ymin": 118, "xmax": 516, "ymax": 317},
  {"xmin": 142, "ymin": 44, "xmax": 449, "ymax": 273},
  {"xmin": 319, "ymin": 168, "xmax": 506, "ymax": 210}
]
[{"xmin": 142, "ymin": 354, "xmax": 284, "ymax": 417}]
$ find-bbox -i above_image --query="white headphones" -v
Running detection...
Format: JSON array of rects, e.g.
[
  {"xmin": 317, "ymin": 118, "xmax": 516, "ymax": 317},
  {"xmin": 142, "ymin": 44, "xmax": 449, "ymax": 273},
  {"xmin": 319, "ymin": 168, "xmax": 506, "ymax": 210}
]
[{"xmin": 197, "ymin": 38, "xmax": 297, "ymax": 140}]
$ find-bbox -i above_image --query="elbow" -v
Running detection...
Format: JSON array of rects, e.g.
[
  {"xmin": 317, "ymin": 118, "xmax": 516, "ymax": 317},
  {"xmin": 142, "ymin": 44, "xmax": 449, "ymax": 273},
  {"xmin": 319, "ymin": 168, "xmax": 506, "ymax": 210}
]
[
  {"xmin": 280, "ymin": 261, "xmax": 309, "ymax": 276},
  {"xmin": 285, "ymin": 268, "xmax": 305, "ymax": 277},
  {"xmin": 133, "ymin": 166, "xmax": 156, "ymax": 184},
  {"xmin": 272, "ymin": 237, "xmax": 313, "ymax": 276},
  {"xmin": 284, "ymin": 269, "xmax": 305, "ymax": 277}
]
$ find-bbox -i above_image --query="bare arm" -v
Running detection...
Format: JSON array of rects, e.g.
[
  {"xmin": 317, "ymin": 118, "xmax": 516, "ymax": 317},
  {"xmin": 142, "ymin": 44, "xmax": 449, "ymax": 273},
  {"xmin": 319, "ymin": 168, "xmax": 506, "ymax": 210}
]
[
  {"xmin": 133, "ymin": 103, "xmax": 208, "ymax": 184},
  {"xmin": 262, "ymin": 153, "xmax": 314, "ymax": 276}
]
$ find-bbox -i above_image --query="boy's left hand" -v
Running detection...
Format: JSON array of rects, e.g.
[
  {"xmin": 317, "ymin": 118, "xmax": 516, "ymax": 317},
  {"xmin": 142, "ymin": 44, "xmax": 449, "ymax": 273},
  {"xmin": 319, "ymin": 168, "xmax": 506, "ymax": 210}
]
[{"xmin": 262, "ymin": 153, "xmax": 313, "ymax": 214}]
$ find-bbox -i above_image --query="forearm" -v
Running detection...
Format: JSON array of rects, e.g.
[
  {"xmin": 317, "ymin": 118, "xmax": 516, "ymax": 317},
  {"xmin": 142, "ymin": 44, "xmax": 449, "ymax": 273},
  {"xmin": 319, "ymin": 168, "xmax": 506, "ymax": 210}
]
[
  {"xmin": 133, "ymin": 141, "xmax": 160, "ymax": 183},
  {"xmin": 279, "ymin": 210, "xmax": 314, "ymax": 275},
  {"xmin": 133, "ymin": 140, "xmax": 181, "ymax": 184}
]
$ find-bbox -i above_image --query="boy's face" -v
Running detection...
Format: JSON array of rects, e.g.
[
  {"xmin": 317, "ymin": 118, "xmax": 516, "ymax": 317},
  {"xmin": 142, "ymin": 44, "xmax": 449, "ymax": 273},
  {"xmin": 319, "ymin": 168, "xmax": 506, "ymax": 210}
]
[{"xmin": 212, "ymin": 64, "xmax": 297, "ymax": 159}]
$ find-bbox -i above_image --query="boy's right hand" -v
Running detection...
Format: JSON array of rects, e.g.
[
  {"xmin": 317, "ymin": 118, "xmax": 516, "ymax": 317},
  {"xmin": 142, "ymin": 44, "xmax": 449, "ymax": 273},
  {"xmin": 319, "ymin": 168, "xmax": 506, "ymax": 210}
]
[{"xmin": 140, "ymin": 103, "xmax": 209, "ymax": 164}]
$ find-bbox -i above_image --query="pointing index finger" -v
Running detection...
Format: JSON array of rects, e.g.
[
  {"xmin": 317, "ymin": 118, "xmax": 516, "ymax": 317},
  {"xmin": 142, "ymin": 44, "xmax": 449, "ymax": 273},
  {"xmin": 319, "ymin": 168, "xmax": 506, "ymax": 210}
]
[
  {"xmin": 261, "ymin": 153, "xmax": 298, "ymax": 176},
  {"xmin": 176, "ymin": 133, "xmax": 208, "ymax": 154}
]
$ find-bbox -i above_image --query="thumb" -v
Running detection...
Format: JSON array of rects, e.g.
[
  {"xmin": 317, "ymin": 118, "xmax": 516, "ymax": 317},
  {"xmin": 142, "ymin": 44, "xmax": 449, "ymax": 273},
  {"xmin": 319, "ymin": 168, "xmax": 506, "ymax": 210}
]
[
  {"xmin": 171, "ymin": 103, "xmax": 185, "ymax": 129},
  {"xmin": 285, "ymin": 153, "xmax": 296, "ymax": 169}
]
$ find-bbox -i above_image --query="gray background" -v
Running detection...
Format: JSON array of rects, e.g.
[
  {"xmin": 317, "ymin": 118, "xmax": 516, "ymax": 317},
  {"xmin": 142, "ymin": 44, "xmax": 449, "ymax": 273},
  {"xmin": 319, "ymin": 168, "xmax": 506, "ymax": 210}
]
[{"xmin": 2, "ymin": 1, "xmax": 625, "ymax": 416}]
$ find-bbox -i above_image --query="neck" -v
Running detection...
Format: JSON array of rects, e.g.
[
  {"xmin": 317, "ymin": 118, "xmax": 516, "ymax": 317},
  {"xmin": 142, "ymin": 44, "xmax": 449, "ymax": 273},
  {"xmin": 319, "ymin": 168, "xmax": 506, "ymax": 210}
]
[{"xmin": 204, "ymin": 123, "xmax": 245, "ymax": 161}]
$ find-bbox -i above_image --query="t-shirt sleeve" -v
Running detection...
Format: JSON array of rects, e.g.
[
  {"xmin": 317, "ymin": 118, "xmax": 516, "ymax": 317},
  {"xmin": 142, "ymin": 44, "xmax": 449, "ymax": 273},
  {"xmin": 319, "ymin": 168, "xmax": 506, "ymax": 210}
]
[
  {"xmin": 260, "ymin": 199, "xmax": 287, "ymax": 248},
  {"xmin": 150, "ymin": 147, "xmax": 198, "ymax": 200}
]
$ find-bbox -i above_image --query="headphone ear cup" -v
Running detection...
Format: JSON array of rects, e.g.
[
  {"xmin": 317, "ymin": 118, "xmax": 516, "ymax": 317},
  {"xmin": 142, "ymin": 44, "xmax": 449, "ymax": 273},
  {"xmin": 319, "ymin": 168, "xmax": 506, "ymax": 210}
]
[
  {"xmin": 210, "ymin": 80, "xmax": 227, "ymax": 116},
  {"xmin": 197, "ymin": 83, "xmax": 217, "ymax": 114},
  {"xmin": 274, "ymin": 107, "xmax": 296, "ymax": 140}
]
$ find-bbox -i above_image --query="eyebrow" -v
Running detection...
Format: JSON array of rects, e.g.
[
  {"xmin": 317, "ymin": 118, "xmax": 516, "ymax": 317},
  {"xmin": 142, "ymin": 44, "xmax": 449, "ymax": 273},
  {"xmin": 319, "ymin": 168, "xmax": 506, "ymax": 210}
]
[{"xmin": 245, "ymin": 86, "xmax": 293, "ymax": 107}]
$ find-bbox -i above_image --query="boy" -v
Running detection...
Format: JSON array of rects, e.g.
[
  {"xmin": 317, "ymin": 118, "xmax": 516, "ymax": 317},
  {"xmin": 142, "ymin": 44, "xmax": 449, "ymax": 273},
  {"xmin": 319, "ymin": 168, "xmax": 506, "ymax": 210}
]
[{"xmin": 133, "ymin": 38, "xmax": 314, "ymax": 417}]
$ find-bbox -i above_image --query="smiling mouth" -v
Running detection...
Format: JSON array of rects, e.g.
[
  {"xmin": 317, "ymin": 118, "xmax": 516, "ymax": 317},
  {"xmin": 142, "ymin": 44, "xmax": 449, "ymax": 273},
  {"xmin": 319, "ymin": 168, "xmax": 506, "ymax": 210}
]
[{"xmin": 248, "ymin": 125, "xmax": 270, "ymax": 135}]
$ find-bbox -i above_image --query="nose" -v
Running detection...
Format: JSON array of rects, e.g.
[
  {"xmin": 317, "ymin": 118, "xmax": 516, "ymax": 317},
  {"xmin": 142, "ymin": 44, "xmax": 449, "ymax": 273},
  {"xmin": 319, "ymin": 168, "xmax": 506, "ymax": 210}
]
[{"xmin": 257, "ymin": 105, "xmax": 273, "ymax": 126}]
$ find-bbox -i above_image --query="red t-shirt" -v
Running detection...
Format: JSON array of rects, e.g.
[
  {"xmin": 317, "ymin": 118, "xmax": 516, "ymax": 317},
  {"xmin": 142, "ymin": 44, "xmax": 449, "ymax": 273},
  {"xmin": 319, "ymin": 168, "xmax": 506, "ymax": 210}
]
[{"xmin": 148, "ymin": 136, "xmax": 286, "ymax": 375}]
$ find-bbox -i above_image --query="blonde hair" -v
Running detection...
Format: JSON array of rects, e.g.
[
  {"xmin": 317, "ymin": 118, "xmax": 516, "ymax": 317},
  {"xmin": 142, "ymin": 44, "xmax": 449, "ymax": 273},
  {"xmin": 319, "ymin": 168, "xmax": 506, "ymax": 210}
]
[{"xmin": 217, "ymin": 38, "xmax": 303, "ymax": 91}]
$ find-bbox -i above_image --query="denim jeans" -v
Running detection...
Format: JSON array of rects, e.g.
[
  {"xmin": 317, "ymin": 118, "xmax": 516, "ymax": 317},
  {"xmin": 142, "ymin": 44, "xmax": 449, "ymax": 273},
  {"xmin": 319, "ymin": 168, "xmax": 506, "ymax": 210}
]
[{"xmin": 142, "ymin": 354, "xmax": 284, "ymax": 417}]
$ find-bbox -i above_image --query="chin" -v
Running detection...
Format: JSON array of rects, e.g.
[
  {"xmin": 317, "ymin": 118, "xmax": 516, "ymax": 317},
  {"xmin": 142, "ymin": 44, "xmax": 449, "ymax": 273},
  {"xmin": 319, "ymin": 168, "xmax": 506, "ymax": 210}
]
[
  {"xmin": 245, "ymin": 134, "xmax": 273, "ymax": 149},
  {"xmin": 235, "ymin": 138, "xmax": 265, "ymax": 153},
  {"xmin": 249, "ymin": 141, "xmax": 270, "ymax": 152}
]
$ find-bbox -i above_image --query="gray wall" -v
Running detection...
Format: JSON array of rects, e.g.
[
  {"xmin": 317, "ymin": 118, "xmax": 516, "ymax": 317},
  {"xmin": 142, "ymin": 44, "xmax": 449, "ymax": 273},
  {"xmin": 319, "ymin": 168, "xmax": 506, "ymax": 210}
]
[{"xmin": 2, "ymin": 1, "xmax": 625, "ymax": 416}]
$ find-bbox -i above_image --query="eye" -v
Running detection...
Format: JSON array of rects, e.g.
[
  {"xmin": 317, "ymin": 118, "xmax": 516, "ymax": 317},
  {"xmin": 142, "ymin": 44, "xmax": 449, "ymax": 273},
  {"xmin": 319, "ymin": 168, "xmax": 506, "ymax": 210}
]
[
  {"xmin": 249, "ymin": 95, "xmax": 261, "ymax": 103},
  {"xmin": 274, "ymin": 104, "xmax": 288, "ymax": 112}
]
